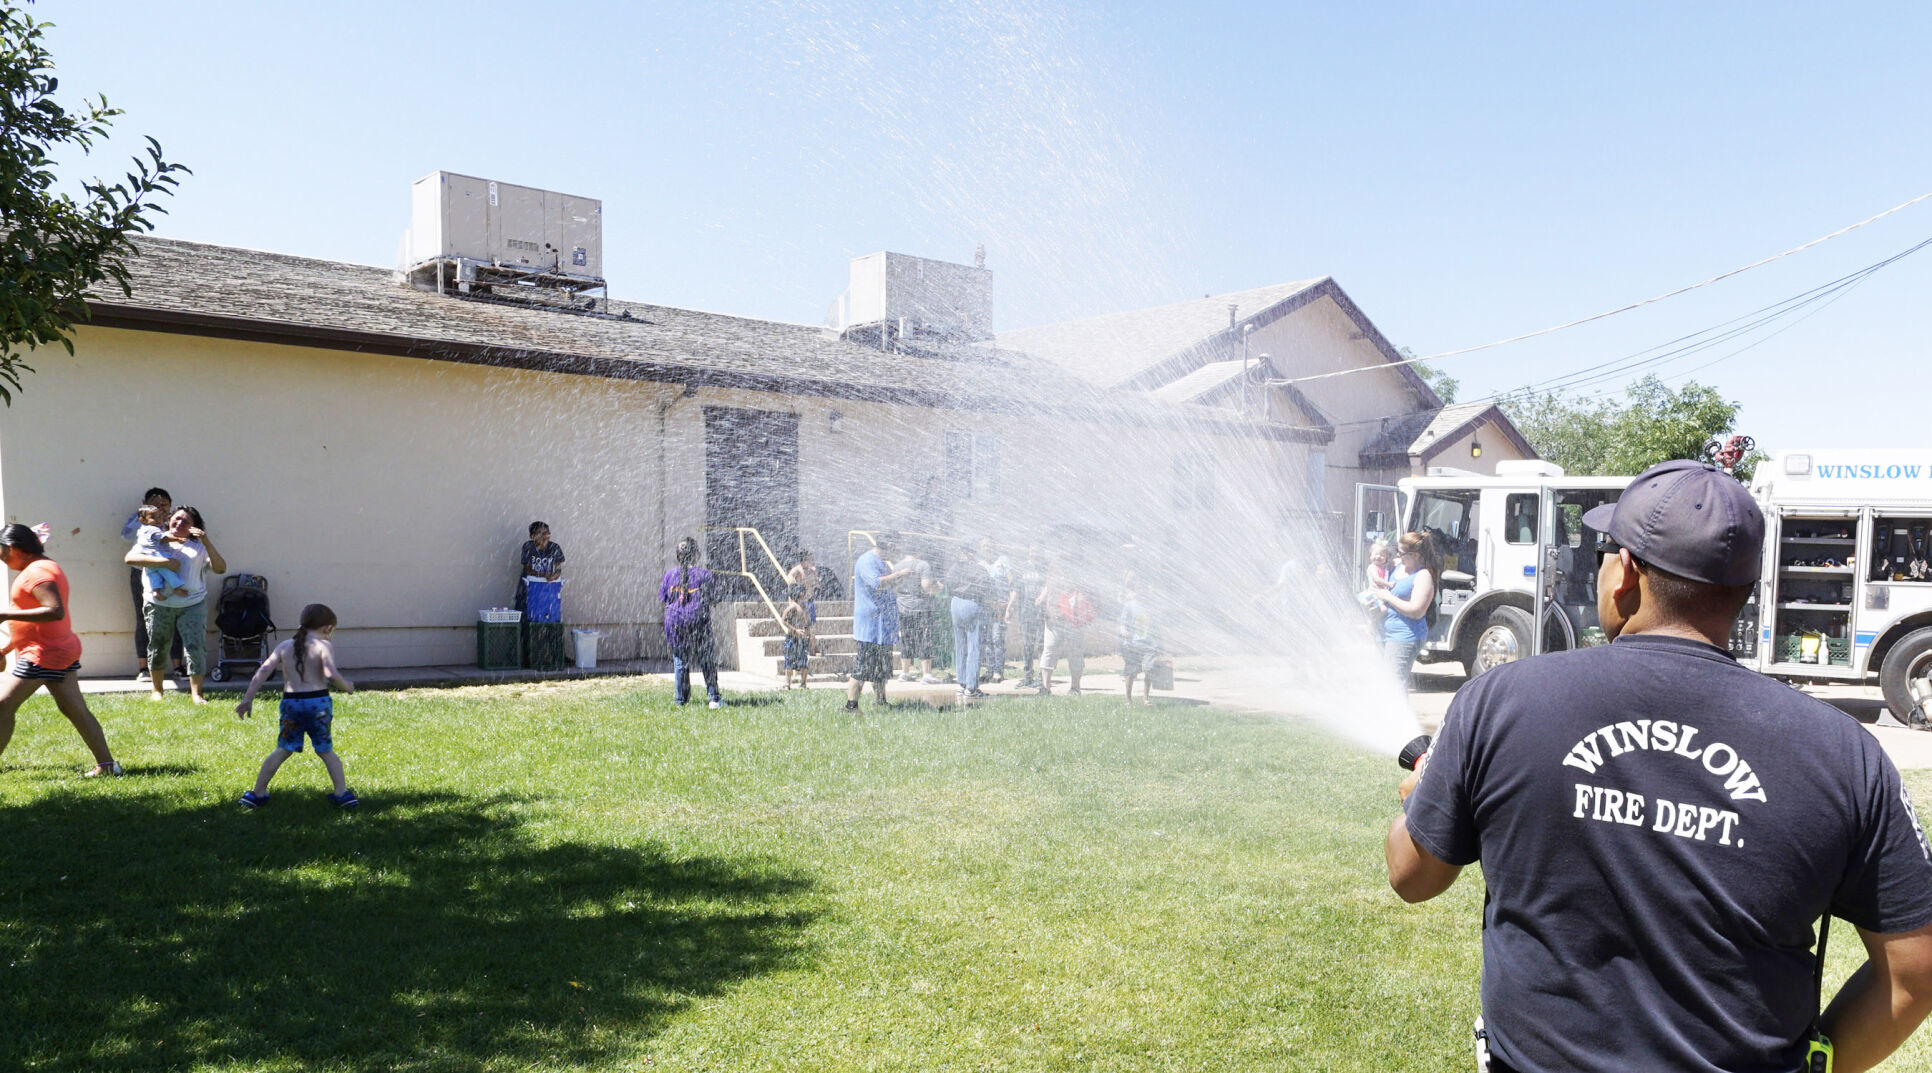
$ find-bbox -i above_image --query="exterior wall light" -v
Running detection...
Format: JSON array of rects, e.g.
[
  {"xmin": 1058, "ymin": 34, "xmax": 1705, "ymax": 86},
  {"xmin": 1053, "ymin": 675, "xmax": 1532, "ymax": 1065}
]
[
  {"xmin": 1470, "ymin": 438, "xmax": 1484, "ymax": 459},
  {"xmin": 829, "ymin": 410, "xmax": 845, "ymax": 433}
]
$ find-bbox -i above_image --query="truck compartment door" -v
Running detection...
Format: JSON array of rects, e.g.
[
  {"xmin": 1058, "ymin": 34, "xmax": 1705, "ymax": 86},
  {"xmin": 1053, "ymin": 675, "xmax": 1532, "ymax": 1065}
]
[{"xmin": 1354, "ymin": 483, "xmax": 1400, "ymax": 579}]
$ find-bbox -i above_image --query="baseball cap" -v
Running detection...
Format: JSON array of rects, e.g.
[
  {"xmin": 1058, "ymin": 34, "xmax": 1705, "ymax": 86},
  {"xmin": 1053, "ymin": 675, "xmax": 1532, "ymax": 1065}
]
[{"xmin": 1581, "ymin": 459, "xmax": 1764, "ymax": 586}]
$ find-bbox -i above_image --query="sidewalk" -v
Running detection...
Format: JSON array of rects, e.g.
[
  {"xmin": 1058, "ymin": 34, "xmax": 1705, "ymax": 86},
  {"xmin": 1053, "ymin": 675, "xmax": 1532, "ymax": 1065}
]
[
  {"xmin": 80, "ymin": 659, "xmax": 799, "ymax": 701},
  {"xmin": 83, "ymin": 653, "xmax": 1932, "ymax": 770},
  {"xmin": 77, "ymin": 659, "xmax": 674, "ymax": 695}
]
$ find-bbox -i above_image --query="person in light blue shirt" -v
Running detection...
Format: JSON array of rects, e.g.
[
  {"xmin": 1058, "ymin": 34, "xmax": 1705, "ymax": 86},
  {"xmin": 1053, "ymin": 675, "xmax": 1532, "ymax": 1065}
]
[
  {"xmin": 846, "ymin": 533, "xmax": 908, "ymax": 711},
  {"xmin": 1369, "ymin": 530, "xmax": 1438, "ymax": 692}
]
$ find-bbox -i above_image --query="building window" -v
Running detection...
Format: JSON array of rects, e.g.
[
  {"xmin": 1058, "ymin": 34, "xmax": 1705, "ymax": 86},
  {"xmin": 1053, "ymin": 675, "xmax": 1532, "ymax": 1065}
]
[
  {"xmin": 946, "ymin": 432, "xmax": 972, "ymax": 501},
  {"xmin": 1171, "ymin": 452, "xmax": 1216, "ymax": 510},
  {"xmin": 974, "ymin": 435, "xmax": 1001, "ymax": 499},
  {"xmin": 946, "ymin": 431, "xmax": 1001, "ymax": 501}
]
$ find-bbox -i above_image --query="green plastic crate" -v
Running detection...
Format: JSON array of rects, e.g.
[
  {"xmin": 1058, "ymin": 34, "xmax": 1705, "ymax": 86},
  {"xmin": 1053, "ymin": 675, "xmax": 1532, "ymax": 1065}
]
[
  {"xmin": 523, "ymin": 622, "xmax": 567, "ymax": 671},
  {"xmin": 476, "ymin": 621, "xmax": 522, "ymax": 670},
  {"xmin": 1774, "ymin": 634, "xmax": 1851, "ymax": 666}
]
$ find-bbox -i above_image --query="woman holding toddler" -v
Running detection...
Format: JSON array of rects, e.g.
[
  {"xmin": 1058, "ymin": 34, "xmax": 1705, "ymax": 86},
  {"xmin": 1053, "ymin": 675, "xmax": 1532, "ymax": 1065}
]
[{"xmin": 124, "ymin": 506, "xmax": 227, "ymax": 704}]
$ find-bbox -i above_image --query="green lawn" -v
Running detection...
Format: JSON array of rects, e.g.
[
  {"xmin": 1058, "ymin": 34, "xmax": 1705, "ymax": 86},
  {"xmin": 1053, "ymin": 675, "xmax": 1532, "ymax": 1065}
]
[{"xmin": 1, "ymin": 679, "xmax": 1926, "ymax": 1072}]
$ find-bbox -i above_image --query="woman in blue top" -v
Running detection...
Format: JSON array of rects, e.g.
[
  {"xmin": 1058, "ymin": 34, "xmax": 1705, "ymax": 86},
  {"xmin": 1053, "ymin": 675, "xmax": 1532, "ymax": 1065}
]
[{"xmin": 1370, "ymin": 530, "xmax": 1437, "ymax": 691}]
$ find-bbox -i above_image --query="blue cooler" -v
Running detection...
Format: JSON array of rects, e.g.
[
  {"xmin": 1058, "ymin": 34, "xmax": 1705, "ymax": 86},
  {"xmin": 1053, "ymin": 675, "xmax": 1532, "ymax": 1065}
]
[{"xmin": 525, "ymin": 579, "xmax": 563, "ymax": 623}]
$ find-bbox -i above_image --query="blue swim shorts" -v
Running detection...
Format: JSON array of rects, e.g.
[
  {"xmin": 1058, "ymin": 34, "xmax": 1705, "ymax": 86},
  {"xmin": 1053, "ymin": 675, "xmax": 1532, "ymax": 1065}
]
[
  {"xmin": 782, "ymin": 635, "xmax": 809, "ymax": 670},
  {"xmin": 277, "ymin": 691, "xmax": 335, "ymax": 754}
]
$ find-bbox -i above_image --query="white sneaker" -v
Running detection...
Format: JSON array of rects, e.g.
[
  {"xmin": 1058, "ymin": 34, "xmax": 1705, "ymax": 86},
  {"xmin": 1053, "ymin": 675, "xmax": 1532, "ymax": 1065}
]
[
  {"xmin": 708, "ymin": 700, "xmax": 724, "ymax": 709},
  {"xmin": 920, "ymin": 674, "xmax": 941, "ymax": 685}
]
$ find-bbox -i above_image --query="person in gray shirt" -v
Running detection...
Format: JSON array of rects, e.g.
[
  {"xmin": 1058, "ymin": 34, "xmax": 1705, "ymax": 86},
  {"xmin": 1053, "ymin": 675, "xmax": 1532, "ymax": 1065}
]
[{"xmin": 894, "ymin": 549, "xmax": 939, "ymax": 684}]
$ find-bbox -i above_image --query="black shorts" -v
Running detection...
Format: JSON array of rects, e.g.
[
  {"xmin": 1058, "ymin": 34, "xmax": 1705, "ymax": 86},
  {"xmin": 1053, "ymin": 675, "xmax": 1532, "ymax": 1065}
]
[
  {"xmin": 854, "ymin": 641, "xmax": 894, "ymax": 683},
  {"xmin": 13, "ymin": 658, "xmax": 80, "ymax": 681},
  {"xmin": 899, "ymin": 609, "xmax": 934, "ymax": 659},
  {"xmin": 1121, "ymin": 642, "xmax": 1154, "ymax": 676}
]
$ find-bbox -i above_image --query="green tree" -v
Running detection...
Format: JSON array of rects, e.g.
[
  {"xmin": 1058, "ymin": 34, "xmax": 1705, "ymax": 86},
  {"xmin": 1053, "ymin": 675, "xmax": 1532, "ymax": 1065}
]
[
  {"xmin": 1504, "ymin": 389, "xmax": 1613, "ymax": 473},
  {"xmin": 1, "ymin": 2, "xmax": 187, "ymax": 403},
  {"xmin": 1503, "ymin": 375, "xmax": 1759, "ymax": 480},
  {"xmin": 1399, "ymin": 347, "xmax": 1457, "ymax": 404}
]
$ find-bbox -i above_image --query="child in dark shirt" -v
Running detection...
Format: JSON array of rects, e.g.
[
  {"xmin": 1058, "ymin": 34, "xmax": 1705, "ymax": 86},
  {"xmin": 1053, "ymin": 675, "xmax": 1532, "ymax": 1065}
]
[{"xmin": 780, "ymin": 584, "xmax": 813, "ymax": 689}]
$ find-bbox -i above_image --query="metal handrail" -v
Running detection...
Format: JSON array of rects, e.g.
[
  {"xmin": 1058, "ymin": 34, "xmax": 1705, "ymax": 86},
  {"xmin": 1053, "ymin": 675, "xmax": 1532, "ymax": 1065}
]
[
  {"xmin": 695, "ymin": 524, "xmax": 788, "ymax": 625},
  {"xmin": 721, "ymin": 567, "xmax": 786, "ymax": 629},
  {"xmin": 734, "ymin": 526, "xmax": 792, "ymax": 582},
  {"xmin": 846, "ymin": 529, "xmax": 879, "ymax": 566}
]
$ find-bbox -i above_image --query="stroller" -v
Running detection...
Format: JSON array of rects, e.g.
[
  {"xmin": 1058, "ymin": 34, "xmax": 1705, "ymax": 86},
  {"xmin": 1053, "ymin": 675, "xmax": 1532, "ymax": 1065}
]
[{"xmin": 208, "ymin": 574, "xmax": 277, "ymax": 682}]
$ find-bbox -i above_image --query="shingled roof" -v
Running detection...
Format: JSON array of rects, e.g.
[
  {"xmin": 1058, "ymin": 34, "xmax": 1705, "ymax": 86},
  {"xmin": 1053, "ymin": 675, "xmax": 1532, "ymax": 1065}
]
[
  {"xmin": 1358, "ymin": 400, "xmax": 1536, "ymax": 466},
  {"xmin": 85, "ymin": 238, "xmax": 1326, "ymax": 442},
  {"xmin": 997, "ymin": 281, "xmax": 1323, "ymax": 389},
  {"xmin": 1148, "ymin": 358, "xmax": 1334, "ymax": 436}
]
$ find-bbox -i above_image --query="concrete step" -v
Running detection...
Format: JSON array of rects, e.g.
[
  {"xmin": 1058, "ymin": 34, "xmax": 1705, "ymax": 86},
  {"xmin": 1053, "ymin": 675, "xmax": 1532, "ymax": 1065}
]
[
  {"xmin": 729, "ymin": 598, "xmax": 855, "ymax": 618},
  {"xmin": 747, "ymin": 617, "xmax": 853, "ymax": 638},
  {"xmin": 774, "ymin": 653, "xmax": 856, "ymax": 676},
  {"xmin": 760, "ymin": 635, "xmax": 859, "ymax": 657}
]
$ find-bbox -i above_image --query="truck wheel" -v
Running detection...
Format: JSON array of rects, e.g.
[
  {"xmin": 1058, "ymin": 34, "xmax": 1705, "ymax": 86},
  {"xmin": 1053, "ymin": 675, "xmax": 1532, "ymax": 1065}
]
[
  {"xmin": 1465, "ymin": 606, "xmax": 1532, "ymax": 679},
  {"xmin": 1879, "ymin": 627, "xmax": 1932, "ymax": 730}
]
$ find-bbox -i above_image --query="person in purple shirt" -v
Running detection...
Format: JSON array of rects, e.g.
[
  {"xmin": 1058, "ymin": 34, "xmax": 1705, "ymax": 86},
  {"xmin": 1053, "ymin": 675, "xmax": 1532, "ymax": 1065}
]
[{"xmin": 659, "ymin": 536, "xmax": 723, "ymax": 709}]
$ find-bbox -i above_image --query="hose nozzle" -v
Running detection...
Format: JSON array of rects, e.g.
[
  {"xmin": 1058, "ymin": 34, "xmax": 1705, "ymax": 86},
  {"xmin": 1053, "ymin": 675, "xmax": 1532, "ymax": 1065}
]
[{"xmin": 1398, "ymin": 734, "xmax": 1433, "ymax": 771}]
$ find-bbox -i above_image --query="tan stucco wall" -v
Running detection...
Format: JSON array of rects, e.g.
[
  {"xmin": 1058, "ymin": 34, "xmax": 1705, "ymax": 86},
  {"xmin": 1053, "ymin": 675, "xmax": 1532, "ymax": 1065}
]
[
  {"xmin": 4, "ymin": 326, "xmax": 1310, "ymax": 675},
  {"xmin": 1249, "ymin": 296, "xmax": 1433, "ymax": 523},
  {"xmin": 3, "ymin": 327, "xmax": 680, "ymax": 672}
]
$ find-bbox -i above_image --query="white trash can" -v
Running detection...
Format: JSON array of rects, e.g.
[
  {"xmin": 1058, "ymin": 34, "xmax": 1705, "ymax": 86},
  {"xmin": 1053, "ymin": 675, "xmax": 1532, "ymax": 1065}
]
[{"xmin": 571, "ymin": 629, "xmax": 602, "ymax": 670}]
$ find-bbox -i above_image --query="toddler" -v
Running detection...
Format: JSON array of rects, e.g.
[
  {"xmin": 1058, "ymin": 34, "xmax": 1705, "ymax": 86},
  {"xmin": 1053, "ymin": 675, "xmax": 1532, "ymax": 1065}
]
[{"xmin": 131, "ymin": 504, "xmax": 189, "ymax": 598}]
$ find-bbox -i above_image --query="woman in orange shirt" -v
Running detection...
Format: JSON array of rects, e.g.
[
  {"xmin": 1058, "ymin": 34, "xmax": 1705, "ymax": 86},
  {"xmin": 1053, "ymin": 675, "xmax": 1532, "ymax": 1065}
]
[{"xmin": 0, "ymin": 524, "xmax": 121, "ymax": 776}]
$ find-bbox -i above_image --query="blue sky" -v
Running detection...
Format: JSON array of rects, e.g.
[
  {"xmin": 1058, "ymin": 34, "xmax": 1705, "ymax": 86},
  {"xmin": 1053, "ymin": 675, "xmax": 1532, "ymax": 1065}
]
[{"xmin": 39, "ymin": 0, "xmax": 1932, "ymax": 449}]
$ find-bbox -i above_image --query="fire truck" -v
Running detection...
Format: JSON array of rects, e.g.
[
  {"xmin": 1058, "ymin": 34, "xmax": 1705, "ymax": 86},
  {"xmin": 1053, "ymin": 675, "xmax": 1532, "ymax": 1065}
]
[{"xmin": 1355, "ymin": 450, "xmax": 1932, "ymax": 727}]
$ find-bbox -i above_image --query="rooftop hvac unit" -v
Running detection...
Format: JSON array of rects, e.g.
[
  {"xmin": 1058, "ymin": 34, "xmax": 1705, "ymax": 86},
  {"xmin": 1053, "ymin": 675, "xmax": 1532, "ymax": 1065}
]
[
  {"xmin": 405, "ymin": 171, "xmax": 604, "ymax": 295},
  {"xmin": 827, "ymin": 251, "xmax": 993, "ymax": 343}
]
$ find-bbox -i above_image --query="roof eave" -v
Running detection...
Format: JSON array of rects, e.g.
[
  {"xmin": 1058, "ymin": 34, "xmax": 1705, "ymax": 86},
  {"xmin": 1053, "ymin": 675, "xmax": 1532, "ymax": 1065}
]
[
  {"xmin": 1412, "ymin": 405, "xmax": 1538, "ymax": 461},
  {"xmin": 83, "ymin": 300, "xmax": 1322, "ymax": 441}
]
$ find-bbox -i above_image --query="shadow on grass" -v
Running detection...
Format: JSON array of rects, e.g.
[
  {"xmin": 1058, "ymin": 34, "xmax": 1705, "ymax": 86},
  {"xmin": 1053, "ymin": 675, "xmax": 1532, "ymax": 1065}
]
[
  {"xmin": 716, "ymin": 693, "xmax": 788, "ymax": 708},
  {"xmin": 121, "ymin": 761, "xmax": 205, "ymax": 778},
  {"xmin": 0, "ymin": 790, "xmax": 818, "ymax": 1071}
]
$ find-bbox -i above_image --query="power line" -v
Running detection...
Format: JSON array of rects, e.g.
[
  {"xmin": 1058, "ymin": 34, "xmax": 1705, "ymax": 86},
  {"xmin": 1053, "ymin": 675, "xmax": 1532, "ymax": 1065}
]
[
  {"xmin": 1276, "ymin": 187, "xmax": 1932, "ymax": 387},
  {"xmin": 1298, "ymin": 232, "xmax": 1932, "ymax": 438},
  {"xmin": 1491, "ymin": 236, "xmax": 1930, "ymax": 402}
]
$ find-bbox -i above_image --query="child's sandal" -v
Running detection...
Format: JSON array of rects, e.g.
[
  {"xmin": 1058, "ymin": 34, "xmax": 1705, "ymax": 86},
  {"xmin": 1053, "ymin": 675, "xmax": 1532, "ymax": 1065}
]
[
  {"xmin": 328, "ymin": 789, "xmax": 361, "ymax": 809},
  {"xmin": 239, "ymin": 790, "xmax": 269, "ymax": 809}
]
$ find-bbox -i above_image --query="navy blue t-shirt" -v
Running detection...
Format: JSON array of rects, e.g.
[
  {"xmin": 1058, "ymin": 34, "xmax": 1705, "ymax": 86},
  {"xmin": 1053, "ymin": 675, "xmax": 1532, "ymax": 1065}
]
[{"xmin": 1405, "ymin": 633, "xmax": 1932, "ymax": 1073}]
